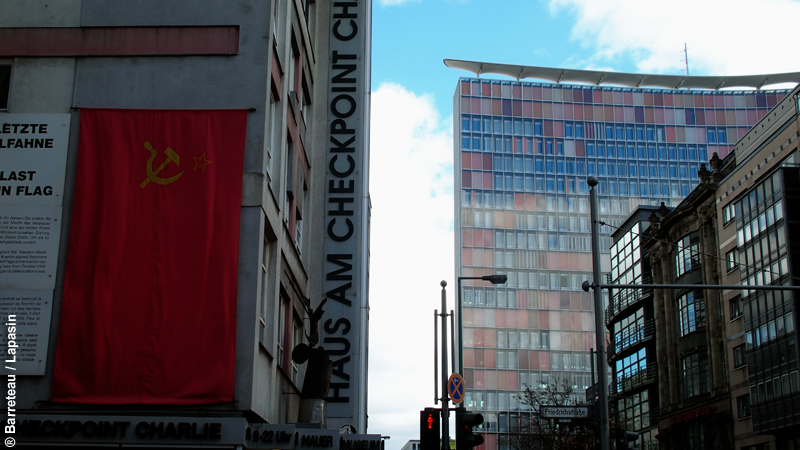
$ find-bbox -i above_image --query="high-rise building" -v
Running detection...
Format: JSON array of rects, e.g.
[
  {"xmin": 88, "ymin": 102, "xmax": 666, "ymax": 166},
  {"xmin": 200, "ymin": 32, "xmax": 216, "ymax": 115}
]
[
  {"xmin": 446, "ymin": 59, "xmax": 800, "ymax": 450},
  {"xmin": 0, "ymin": 1, "xmax": 372, "ymax": 447}
]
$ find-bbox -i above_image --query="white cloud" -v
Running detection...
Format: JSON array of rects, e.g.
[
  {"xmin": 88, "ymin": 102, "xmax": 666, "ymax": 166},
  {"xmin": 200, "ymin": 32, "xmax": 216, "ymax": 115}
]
[
  {"xmin": 549, "ymin": 0, "xmax": 800, "ymax": 77},
  {"xmin": 367, "ymin": 82, "xmax": 455, "ymax": 449}
]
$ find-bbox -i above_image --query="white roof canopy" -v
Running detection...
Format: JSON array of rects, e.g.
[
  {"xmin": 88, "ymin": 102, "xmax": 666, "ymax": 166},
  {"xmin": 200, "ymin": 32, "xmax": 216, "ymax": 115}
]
[{"xmin": 443, "ymin": 59, "xmax": 800, "ymax": 90}]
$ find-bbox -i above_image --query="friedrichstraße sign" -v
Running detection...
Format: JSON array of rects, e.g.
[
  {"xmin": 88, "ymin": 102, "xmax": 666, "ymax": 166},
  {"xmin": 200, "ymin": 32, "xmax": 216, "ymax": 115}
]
[
  {"xmin": 9, "ymin": 414, "xmax": 384, "ymax": 449},
  {"xmin": 540, "ymin": 406, "xmax": 593, "ymax": 419}
]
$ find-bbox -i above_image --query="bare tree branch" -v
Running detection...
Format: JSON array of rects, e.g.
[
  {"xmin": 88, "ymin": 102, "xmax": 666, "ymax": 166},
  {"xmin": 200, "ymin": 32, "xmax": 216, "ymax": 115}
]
[{"xmin": 501, "ymin": 378, "xmax": 596, "ymax": 450}]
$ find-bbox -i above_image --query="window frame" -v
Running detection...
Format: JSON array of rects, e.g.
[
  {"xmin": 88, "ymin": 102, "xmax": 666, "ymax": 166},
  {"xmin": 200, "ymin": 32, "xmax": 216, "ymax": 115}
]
[
  {"xmin": 726, "ymin": 248, "xmax": 738, "ymax": 273},
  {"xmin": 729, "ymin": 296, "xmax": 742, "ymax": 320},
  {"xmin": 733, "ymin": 344, "xmax": 746, "ymax": 369},
  {"xmin": 737, "ymin": 394, "xmax": 751, "ymax": 419},
  {"xmin": 678, "ymin": 290, "xmax": 706, "ymax": 336},
  {"xmin": 682, "ymin": 352, "xmax": 710, "ymax": 398},
  {"xmin": 675, "ymin": 232, "xmax": 701, "ymax": 277},
  {"xmin": 0, "ymin": 62, "xmax": 11, "ymax": 111}
]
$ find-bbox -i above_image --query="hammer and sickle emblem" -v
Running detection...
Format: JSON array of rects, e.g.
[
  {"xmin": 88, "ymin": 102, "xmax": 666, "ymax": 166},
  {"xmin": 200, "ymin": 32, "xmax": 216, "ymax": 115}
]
[{"xmin": 140, "ymin": 142, "xmax": 186, "ymax": 188}]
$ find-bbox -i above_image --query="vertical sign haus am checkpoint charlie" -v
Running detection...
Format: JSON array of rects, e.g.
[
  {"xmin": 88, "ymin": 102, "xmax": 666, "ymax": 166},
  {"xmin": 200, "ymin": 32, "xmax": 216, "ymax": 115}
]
[{"xmin": 322, "ymin": 0, "xmax": 371, "ymax": 433}]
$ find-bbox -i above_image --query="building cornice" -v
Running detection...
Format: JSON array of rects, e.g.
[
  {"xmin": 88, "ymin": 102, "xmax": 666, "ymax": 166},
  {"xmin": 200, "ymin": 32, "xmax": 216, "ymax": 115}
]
[{"xmin": 443, "ymin": 59, "xmax": 800, "ymax": 91}]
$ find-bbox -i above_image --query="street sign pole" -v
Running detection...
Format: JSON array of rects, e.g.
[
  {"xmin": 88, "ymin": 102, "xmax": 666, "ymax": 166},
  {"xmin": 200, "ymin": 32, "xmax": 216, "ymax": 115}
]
[
  {"xmin": 588, "ymin": 177, "xmax": 610, "ymax": 450},
  {"xmin": 440, "ymin": 281, "xmax": 449, "ymax": 450}
]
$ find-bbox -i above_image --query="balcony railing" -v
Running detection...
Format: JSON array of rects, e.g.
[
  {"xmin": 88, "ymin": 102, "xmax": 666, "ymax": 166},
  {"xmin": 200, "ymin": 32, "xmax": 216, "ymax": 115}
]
[
  {"xmin": 611, "ymin": 364, "xmax": 658, "ymax": 395},
  {"xmin": 605, "ymin": 275, "xmax": 653, "ymax": 325},
  {"xmin": 607, "ymin": 319, "xmax": 655, "ymax": 363}
]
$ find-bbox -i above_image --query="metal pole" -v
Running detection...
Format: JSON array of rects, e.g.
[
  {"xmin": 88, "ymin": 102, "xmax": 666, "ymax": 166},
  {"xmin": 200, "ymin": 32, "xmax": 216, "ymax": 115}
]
[
  {"xmin": 601, "ymin": 283, "xmax": 800, "ymax": 291},
  {"xmin": 457, "ymin": 278, "xmax": 464, "ymax": 376},
  {"xmin": 590, "ymin": 348, "xmax": 595, "ymax": 396},
  {"xmin": 588, "ymin": 177, "xmax": 610, "ymax": 450},
  {"xmin": 440, "ymin": 281, "xmax": 450, "ymax": 450},
  {"xmin": 450, "ymin": 310, "xmax": 456, "ymax": 378},
  {"xmin": 435, "ymin": 309, "xmax": 439, "ymax": 405}
]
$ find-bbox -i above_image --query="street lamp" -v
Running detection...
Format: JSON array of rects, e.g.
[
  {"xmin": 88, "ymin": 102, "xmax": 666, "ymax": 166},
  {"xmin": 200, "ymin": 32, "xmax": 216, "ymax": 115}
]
[{"xmin": 456, "ymin": 274, "xmax": 507, "ymax": 376}]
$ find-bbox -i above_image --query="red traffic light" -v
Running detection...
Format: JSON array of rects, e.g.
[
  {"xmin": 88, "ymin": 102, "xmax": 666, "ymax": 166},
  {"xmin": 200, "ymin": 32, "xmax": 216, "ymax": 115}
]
[
  {"xmin": 456, "ymin": 409, "xmax": 484, "ymax": 449},
  {"xmin": 420, "ymin": 408, "xmax": 440, "ymax": 450}
]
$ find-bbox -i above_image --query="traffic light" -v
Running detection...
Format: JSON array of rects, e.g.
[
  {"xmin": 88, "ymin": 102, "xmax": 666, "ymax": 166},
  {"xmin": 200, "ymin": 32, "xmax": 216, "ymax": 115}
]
[
  {"xmin": 420, "ymin": 408, "xmax": 440, "ymax": 450},
  {"xmin": 614, "ymin": 426, "xmax": 639, "ymax": 450},
  {"xmin": 455, "ymin": 408, "xmax": 484, "ymax": 450}
]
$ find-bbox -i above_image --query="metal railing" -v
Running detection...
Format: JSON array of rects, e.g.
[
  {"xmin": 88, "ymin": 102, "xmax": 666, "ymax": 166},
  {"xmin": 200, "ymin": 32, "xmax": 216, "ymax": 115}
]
[
  {"xmin": 605, "ymin": 275, "xmax": 653, "ymax": 324},
  {"xmin": 606, "ymin": 319, "xmax": 655, "ymax": 362},
  {"xmin": 611, "ymin": 364, "xmax": 658, "ymax": 395}
]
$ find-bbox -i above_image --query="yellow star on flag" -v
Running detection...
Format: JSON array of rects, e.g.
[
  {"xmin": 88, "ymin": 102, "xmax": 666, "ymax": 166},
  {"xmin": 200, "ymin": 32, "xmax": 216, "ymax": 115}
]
[{"xmin": 193, "ymin": 153, "xmax": 212, "ymax": 172}]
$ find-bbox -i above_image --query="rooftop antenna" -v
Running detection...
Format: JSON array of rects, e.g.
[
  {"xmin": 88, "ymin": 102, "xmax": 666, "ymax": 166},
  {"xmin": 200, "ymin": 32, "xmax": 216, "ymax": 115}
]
[{"xmin": 681, "ymin": 43, "xmax": 690, "ymax": 76}]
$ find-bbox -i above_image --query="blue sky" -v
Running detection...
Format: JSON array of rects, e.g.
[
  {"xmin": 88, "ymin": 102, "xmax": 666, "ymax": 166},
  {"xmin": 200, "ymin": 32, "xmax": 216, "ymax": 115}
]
[
  {"xmin": 365, "ymin": 1, "xmax": 800, "ymax": 448},
  {"xmin": 372, "ymin": 1, "xmax": 576, "ymax": 114}
]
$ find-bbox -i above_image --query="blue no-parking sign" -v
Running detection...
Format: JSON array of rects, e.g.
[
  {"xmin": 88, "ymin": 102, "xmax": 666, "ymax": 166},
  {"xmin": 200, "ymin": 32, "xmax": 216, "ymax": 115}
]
[{"xmin": 448, "ymin": 373, "xmax": 464, "ymax": 404}]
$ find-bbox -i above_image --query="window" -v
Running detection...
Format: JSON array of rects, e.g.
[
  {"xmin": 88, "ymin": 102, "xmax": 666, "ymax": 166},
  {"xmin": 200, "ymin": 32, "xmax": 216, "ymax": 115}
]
[
  {"xmin": 272, "ymin": 0, "xmax": 280, "ymax": 35},
  {"xmin": 733, "ymin": 344, "xmax": 746, "ymax": 369},
  {"xmin": 289, "ymin": 44, "xmax": 300, "ymax": 100},
  {"xmin": 618, "ymin": 390, "xmax": 650, "ymax": 432},
  {"xmin": 737, "ymin": 394, "xmax": 751, "ymax": 418},
  {"xmin": 675, "ymin": 232, "xmax": 701, "ymax": 277},
  {"xmin": 726, "ymin": 249, "xmax": 738, "ymax": 273},
  {"xmin": 292, "ymin": 316, "xmax": 303, "ymax": 385},
  {"xmin": 616, "ymin": 347, "xmax": 647, "ymax": 380},
  {"xmin": 683, "ymin": 352, "xmax": 709, "ymax": 398},
  {"xmin": 277, "ymin": 296, "xmax": 288, "ymax": 368},
  {"xmin": 678, "ymin": 291, "xmax": 705, "ymax": 336},
  {"xmin": 284, "ymin": 142, "xmax": 295, "ymax": 225},
  {"xmin": 295, "ymin": 188, "xmax": 306, "ymax": 253},
  {"xmin": 540, "ymin": 331, "xmax": 550, "ymax": 349},
  {"xmin": 267, "ymin": 91, "xmax": 281, "ymax": 180},
  {"xmin": 260, "ymin": 234, "xmax": 276, "ymax": 350},
  {"xmin": 0, "ymin": 64, "xmax": 10, "ymax": 110},
  {"xmin": 686, "ymin": 422, "xmax": 706, "ymax": 450},
  {"xmin": 723, "ymin": 203, "xmax": 736, "ymax": 225},
  {"xmin": 613, "ymin": 308, "xmax": 645, "ymax": 351},
  {"xmin": 730, "ymin": 296, "xmax": 742, "ymax": 320}
]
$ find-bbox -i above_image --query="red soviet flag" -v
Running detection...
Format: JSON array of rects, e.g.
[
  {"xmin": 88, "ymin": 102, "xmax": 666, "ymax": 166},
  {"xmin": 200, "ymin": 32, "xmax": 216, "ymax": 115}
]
[{"xmin": 52, "ymin": 109, "xmax": 246, "ymax": 404}]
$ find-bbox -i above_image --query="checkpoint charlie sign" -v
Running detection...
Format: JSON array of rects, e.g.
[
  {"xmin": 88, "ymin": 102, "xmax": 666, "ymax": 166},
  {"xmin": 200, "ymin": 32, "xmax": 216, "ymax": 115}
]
[
  {"xmin": 9, "ymin": 415, "xmax": 383, "ymax": 449},
  {"xmin": 321, "ymin": 0, "xmax": 371, "ymax": 433}
]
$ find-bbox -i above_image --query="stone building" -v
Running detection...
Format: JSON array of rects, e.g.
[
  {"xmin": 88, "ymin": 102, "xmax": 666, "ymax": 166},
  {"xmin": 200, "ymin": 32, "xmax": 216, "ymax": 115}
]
[{"xmin": 0, "ymin": 1, "xmax": 373, "ymax": 447}]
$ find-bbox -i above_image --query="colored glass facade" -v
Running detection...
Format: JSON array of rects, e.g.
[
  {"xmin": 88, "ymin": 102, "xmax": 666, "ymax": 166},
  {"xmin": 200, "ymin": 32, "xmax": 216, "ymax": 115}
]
[
  {"xmin": 608, "ymin": 209, "xmax": 659, "ymax": 450},
  {"xmin": 453, "ymin": 76, "xmax": 789, "ymax": 449},
  {"xmin": 737, "ymin": 167, "xmax": 799, "ymax": 436}
]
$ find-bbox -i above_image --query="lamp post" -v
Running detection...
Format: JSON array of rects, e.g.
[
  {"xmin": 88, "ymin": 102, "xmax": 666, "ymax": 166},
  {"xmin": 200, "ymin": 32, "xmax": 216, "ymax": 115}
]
[
  {"xmin": 456, "ymin": 274, "xmax": 507, "ymax": 378},
  {"xmin": 587, "ymin": 176, "xmax": 610, "ymax": 450}
]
